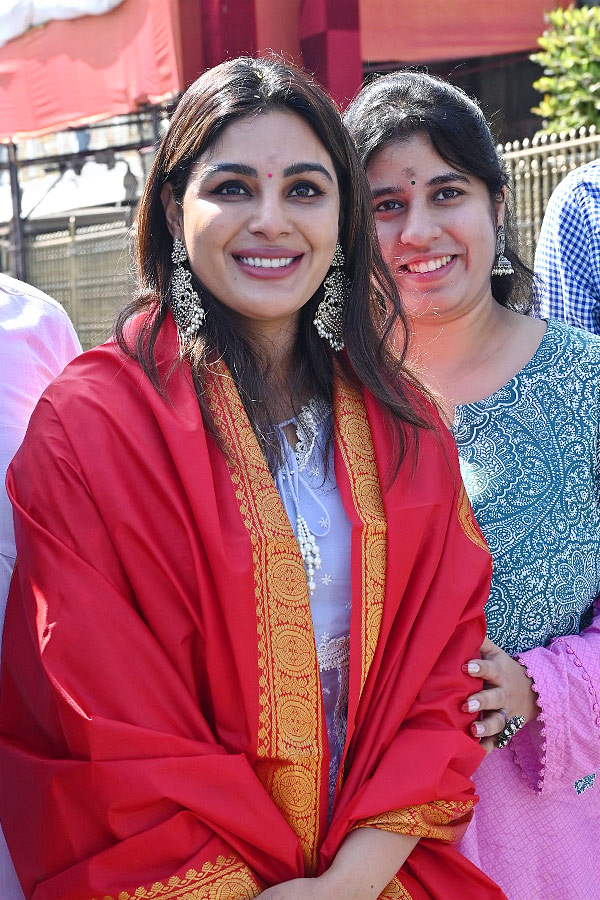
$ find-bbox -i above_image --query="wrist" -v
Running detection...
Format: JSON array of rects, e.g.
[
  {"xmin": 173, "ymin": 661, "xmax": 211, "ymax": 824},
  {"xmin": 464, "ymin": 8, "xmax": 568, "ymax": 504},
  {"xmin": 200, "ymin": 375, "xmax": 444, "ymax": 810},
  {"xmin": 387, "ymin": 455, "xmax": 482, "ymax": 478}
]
[{"xmin": 318, "ymin": 864, "xmax": 371, "ymax": 900}]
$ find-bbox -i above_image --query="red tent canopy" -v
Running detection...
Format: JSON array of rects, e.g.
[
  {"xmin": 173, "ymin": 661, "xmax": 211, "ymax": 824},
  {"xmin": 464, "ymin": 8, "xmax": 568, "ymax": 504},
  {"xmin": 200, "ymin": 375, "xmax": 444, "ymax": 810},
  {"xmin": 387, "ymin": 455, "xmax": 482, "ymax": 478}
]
[
  {"xmin": 0, "ymin": 0, "xmax": 184, "ymax": 140},
  {"xmin": 0, "ymin": 0, "xmax": 569, "ymax": 141},
  {"xmin": 0, "ymin": 0, "xmax": 363, "ymax": 141}
]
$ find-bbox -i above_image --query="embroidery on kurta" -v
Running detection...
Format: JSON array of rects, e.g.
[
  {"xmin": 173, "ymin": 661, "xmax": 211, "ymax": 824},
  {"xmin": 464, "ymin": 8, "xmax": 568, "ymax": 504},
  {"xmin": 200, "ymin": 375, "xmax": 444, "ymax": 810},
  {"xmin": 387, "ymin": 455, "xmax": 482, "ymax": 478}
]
[
  {"xmin": 333, "ymin": 378, "xmax": 387, "ymax": 693},
  {"xmin": 207, "ymin": 363, "xmax": 324, "ymax": 872},
  {"xmin": 87, "ymin": 854, "xmax": 260, "ymax": 900},
  {"xmin": 457, "ymin": 483, "xmax": 488, "ymax": 552},
  {"xmin": 574, "ymin": 772, "xmax": 596, "ymax": 795}
]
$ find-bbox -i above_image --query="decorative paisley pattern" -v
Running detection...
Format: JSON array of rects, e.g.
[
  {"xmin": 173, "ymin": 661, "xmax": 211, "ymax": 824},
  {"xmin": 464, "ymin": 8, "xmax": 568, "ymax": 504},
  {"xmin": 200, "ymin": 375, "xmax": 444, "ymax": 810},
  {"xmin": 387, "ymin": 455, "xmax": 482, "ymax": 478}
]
[{"xmin": 453, "ymin": 320, "xmax": 600, "ymax": 655}]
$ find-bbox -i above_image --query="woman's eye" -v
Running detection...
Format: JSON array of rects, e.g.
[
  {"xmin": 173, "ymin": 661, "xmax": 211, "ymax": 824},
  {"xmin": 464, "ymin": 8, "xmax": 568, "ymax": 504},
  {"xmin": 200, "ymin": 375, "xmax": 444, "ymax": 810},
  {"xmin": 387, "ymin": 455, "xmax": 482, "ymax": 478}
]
[
  {"xmin": 435, "ymin": 188, "xmax": 462, "ymax": 201},
  {"xmin": 213, "ymin": 182, "xmax": 249, "ymax": 196},
  {"xmin": 290, "ymin": 182, "xmax": 322, "ymax": 198},
  {"xmin": 374, "ymin": 199, "xmax": 402, "ymax": 213}
]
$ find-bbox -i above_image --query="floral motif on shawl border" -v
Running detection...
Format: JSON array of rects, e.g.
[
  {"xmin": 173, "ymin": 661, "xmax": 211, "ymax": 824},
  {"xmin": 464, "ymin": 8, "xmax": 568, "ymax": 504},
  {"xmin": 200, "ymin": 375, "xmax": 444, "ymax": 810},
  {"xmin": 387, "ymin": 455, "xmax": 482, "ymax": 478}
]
[
  {"xmin": 87, "ymin": 855, "xmax": 260, "ymax": 900},
  {"xmin": 333, "ymin": 377, "xmax": 387, "ymax": 691},
  {"xmin": 354, "ymin": 798, "xmax": 475, "ymax": 843},
  {"xmin": 380, "ymin": 876, "xmax": 414, "ymax": 899}
]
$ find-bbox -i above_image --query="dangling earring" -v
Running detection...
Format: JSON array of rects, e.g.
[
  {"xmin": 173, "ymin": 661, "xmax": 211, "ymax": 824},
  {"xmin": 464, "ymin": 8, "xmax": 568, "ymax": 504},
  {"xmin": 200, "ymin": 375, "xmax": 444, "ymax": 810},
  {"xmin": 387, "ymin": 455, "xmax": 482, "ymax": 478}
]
[
  {"xmin": 170, "ymin": 237, "xmax": 206, "ymax": 341},
  {"xmin": 313, "ymin": 243, "xmax": 348, "ymax": 351},
  {"xmin": 491, "ymin": 224, "xmax": 514, "ymax": 276}
]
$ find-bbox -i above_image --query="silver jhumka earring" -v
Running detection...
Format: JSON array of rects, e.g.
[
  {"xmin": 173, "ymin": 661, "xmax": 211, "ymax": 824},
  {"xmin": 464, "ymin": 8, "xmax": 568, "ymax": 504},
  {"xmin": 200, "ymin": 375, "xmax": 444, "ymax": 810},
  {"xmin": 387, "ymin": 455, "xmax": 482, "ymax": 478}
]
[
  {"xmin": 491, "ymin": 224, "xmax": 514, "ymax": 277},
  {"xmin": 313, "ymin": 243, "xmax": 348, "ymax": 352},
  {"xmin": 170, "ymin": 238, "xmax": 206, "ymax": 341}
]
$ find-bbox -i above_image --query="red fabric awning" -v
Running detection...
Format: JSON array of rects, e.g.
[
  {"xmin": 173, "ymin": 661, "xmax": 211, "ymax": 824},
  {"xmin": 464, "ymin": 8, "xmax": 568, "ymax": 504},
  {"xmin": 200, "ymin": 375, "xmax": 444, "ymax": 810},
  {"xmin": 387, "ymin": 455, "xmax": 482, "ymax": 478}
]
[
  {"xmin": 359, "ymin": 0, "xmax": 571, "ymax": 64},
  {"xmin": 299, "ymin": 0, "xmax": 362, "ymax": 108},
  {"xmin": 0, "ymin": 0, "xmax": 183, "ymax": 140},
  {"xmin": 0, "ymin": 0, "xmax": 567, "ymax": 142}
]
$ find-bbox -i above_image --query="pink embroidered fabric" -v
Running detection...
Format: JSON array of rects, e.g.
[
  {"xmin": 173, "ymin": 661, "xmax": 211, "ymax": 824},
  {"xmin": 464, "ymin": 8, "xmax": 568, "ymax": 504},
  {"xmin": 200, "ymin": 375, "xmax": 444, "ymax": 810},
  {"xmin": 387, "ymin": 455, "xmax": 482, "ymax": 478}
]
[{"xmin": 459, "ymin": 600, "xmax": 600, "ymax": 900}]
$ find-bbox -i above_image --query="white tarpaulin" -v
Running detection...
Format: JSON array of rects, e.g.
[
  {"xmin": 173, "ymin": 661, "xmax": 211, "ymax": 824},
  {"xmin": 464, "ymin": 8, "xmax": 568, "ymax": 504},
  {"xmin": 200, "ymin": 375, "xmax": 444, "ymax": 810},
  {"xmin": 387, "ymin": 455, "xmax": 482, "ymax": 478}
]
[{"xmin": 0, "ymin": 0, "xmax": 124, "ymax": 48}]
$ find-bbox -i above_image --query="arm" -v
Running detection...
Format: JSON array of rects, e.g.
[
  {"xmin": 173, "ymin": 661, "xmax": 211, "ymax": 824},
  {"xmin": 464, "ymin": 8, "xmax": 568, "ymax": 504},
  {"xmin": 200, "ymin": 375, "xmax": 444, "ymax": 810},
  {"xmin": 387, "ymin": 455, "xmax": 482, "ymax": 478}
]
[
  {"xmin": 513, "ymin": 599, "xmax": 600, "ymax": 793},
  {"xmin": 463, "ymin": 600, "xmax": 600, "ymax": 793},
  {"xmin": 259, "ymin": 830, "xmax": 418, "ymax": 900}
]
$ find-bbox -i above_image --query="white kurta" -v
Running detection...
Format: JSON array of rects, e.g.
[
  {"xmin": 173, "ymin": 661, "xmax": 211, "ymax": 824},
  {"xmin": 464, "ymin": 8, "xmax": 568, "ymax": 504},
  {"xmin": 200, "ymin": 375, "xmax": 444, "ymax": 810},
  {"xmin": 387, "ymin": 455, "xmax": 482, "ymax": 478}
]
[{"xmin": 0, "ymin": 273, "xmax": 81, "ymax": 900}]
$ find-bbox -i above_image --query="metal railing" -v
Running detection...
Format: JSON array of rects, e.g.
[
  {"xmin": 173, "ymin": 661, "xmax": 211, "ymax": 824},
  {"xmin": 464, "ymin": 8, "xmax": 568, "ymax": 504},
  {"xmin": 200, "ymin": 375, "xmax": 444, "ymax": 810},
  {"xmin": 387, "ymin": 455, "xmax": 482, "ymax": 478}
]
[
  {"xmin": 500, "ymin": 125, "xmax": 600, "ymax": 266},
  {"xmin": 22, "ymin": 215, "xmax": 136, "ymax": 350}
]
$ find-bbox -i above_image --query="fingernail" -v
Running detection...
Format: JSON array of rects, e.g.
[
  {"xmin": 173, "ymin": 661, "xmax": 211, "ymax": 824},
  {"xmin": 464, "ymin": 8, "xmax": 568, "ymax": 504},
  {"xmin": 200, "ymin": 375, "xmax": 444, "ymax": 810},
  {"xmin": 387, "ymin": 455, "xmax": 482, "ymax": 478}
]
[
  {"xmin": 462, "ymin": 662, "xmax": 480, "ymax": 675},
  {"xmin": 471, "ymin": 722, "xmax": 485, "ymax": 737},
  {"xmin": 462, "ymin": 699, "xmax": 481, "ymax": 713}
]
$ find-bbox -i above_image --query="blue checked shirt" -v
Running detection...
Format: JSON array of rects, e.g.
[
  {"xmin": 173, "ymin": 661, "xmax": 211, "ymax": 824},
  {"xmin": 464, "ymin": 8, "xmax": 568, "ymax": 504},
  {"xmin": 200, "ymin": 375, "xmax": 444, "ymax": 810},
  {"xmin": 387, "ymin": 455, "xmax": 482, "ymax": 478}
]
[{"xmin": 534, "ymin": 159, "xmax": 600, "ymax": 333}]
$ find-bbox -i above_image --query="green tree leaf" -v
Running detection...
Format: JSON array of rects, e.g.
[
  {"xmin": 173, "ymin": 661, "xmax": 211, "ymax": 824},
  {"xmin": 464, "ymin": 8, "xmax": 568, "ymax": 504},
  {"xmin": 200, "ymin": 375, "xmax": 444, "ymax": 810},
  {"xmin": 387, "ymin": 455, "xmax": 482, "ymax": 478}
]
[{"xmin": 530, "ymin": 5, "xmax": 600, "ymax": 134}]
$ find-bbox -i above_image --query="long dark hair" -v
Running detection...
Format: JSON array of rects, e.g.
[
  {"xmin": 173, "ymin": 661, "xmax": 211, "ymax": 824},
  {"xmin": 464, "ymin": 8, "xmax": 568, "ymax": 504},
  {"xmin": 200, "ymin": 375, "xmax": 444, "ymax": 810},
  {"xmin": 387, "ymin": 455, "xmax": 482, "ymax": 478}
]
[
  {"xmin": 344, "ymin": 70, "xmax": 534, "ymax": 313},
  {"xmin": 116, "ymin": 56, "xmax": 430, "ymax": 470}
]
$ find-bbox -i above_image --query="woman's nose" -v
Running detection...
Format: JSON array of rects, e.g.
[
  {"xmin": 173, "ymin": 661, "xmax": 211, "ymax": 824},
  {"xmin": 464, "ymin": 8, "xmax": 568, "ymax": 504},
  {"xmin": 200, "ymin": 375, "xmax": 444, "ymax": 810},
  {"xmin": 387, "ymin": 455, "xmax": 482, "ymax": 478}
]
[
  {"xmin": 248, "ymin": 191, "xmax": 293, "ymax": 239},
  {"xmin": 399, "ymin": 204, "xmax": 442, "ymax": 247}
]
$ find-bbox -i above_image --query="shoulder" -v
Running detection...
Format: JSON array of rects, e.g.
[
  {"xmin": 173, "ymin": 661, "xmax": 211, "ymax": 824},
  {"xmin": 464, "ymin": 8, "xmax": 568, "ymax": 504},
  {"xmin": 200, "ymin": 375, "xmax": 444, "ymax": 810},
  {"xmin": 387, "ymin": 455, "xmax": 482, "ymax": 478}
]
[
  {"xmin": 546, "ymin": 317, "xmax": 600, "ymax": 350},
  {"xmin": 39, "ymin": 338, "xmax": 154, "ymax": 421},
  {"xmin": 546, "ymin": 160, "xmax": 600, "ymax": 215},
  {"xmin": 32, "ymin": 329, "xmax": 201, "ymax": 454},
  {"xmin": 365, "ymin": 381, "xmax": 462, "ymax": 505},
  {"xmin": 0, "ymin": 273, "xmax": 76, "ymax": 331},
  {"xmin": 0, "ymin": 273, "xmax": 81, "ymax": 365},
  {"xmin": 542, "ymin": 319, "xmax": 600, "ymax": 378}
]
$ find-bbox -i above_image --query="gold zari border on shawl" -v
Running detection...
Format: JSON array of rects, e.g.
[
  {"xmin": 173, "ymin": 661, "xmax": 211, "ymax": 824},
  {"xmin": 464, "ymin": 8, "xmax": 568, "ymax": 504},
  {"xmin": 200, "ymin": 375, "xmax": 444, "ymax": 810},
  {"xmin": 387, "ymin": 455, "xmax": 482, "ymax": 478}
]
[
  {"xmin": 354, "ymin": 798, "xmax": 475, "ymax": 843},
  {"xmin": 87, "ymin": 855, "xmax": 260, "ymax": 900},
  {"xmin": 333, "ymin": 377, "xmax": 387, "ymax": 692},
  {"xmin": 207, "ymin": 363, "xmax": 324, "ymax": 873},
  {"xmin": 457, "ymin": 484, "xmax": 488, "ymax": 553},
  {"xmin": 380, "ymin": 876, "xmax": 414, "ymax": 900}
]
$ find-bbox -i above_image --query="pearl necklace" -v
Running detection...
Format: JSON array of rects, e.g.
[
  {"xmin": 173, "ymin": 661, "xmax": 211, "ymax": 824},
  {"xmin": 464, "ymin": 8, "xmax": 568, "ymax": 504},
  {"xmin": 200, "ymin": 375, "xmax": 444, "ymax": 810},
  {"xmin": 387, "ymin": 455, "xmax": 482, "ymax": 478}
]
[
  {"xmin": 279, "ymin": 398, "xmax": 330, "ymax": 594},
  {"xmin": 296, "ymin": 511, "xmax": 321, "ymax": 594}
]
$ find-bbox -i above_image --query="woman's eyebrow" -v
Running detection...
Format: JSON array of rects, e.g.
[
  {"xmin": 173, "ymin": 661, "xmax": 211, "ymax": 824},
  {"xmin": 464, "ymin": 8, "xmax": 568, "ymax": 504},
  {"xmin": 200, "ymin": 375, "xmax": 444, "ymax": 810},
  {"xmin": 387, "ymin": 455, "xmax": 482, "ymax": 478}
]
[
  {"xmin": 427, "ymin": 172, "xmax": 471, "ymax": 187},
  {"xmin": 283, "ymin": 162, "xmax": 334, "ymax": 182},
  {"xmin": 197, "ymin": 161, "xmax": 333, "ymax": 182},
  {"xmin": 371, "ymin": 184, "xmax": 402, "ymax": 200},
  {"xmin": 371, "ymin": 172, "xmax": 471, "ymax": 199},
  {"xmin": 199, "ymin": 163, "xmax": 258, "ymax": 178}
]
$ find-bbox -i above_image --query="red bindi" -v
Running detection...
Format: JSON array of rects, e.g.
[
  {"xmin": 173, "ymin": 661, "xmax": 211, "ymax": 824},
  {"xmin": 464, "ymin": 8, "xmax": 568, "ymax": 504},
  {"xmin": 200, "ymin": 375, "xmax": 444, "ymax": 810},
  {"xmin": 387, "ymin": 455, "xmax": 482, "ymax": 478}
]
[{"xmin": 268, "ymin": 173, "xmax": 273, "ymax": 178}]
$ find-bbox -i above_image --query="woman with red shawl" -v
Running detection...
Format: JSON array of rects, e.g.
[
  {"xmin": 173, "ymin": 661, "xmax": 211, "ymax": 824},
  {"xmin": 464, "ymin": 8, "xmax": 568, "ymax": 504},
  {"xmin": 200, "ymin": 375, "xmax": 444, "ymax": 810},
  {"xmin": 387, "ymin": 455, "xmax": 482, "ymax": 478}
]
[{"xmin": 0, "ymin": 58, "xmax": 505, "ymax": 900}]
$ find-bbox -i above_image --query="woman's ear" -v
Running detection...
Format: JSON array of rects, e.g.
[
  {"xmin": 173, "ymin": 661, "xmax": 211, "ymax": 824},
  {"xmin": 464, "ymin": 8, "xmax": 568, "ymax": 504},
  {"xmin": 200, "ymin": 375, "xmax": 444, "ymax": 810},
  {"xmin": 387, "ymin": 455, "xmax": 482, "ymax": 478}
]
[
  {"xmin": 161, "ymin": 183, "xmax": 183, "ymax": 240},
  {"xmin": 495, "ymin": 186, "xmax": 507, "ymax": 228}
]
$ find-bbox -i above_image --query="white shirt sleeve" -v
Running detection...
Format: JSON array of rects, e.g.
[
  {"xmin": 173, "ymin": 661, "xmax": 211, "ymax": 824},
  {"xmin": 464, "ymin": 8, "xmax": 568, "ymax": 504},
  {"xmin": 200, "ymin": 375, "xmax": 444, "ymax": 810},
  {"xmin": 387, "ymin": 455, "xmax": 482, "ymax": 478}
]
[{"xmin": 0, "ymin": 274, "xmax": 82, "ymax": 608}]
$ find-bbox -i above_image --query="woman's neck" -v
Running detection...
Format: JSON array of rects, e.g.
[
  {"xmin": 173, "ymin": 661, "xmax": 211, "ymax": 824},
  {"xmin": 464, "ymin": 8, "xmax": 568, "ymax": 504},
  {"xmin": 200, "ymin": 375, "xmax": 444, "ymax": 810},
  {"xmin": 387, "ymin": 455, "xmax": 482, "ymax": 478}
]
[
  {"xmin": 242, "ymin": 319, "xmax": 303, "ymax": 419},
  {"xmin": 406, "ymin": 300, "xmax": 546, "ymax": 421}
]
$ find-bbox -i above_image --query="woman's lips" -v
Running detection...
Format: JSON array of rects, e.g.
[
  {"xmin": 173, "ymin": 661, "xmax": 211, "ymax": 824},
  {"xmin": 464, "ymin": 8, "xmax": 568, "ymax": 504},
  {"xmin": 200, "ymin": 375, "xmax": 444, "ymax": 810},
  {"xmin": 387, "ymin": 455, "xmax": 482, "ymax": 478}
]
[
  {"xmin": 233, "ymin": 253, "xmax": 303, "ymax": 278},
  {"xmin": 398, "ymin": 254, "xmax": 455, "ymax": 276}
]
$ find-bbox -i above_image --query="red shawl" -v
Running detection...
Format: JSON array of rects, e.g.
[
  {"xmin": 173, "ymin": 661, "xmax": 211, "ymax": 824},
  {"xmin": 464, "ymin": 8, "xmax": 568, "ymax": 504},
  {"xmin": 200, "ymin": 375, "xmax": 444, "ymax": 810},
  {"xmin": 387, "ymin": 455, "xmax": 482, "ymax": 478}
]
[{"xmin": 0, "ymin": 318, "xmax": 506, "ymax": 899}]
